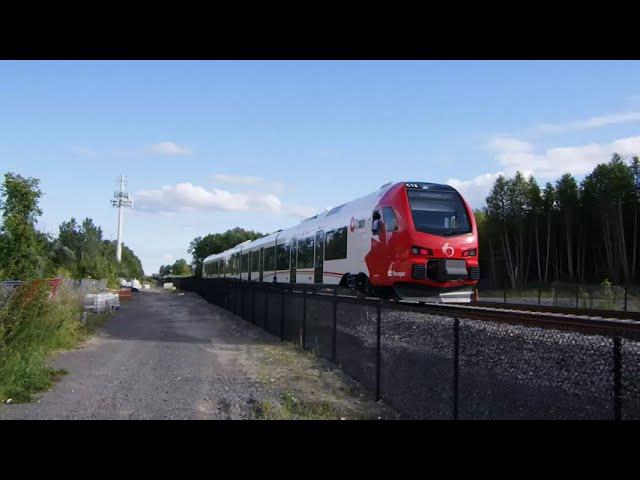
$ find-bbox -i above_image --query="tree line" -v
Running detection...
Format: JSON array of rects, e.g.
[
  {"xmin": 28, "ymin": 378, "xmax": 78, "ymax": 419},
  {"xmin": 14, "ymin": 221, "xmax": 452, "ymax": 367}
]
[
  {"xmin": 0, "ymin": 172, "xmax": 144, "ymax": 285},
  {"xmin": 479, "ymin": 153, "xmax": 640, "ymax": 288}
]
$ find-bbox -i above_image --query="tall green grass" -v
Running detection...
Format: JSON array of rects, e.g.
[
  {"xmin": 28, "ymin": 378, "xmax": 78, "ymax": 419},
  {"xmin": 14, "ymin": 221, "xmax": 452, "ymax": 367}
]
[{"xmin": 0, "ymin": 281, "xmax": 86, "ymax": 403}]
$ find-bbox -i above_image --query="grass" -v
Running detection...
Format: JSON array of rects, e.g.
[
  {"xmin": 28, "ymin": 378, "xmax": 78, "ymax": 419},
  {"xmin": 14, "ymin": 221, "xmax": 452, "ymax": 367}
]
[
  {"xmin": 253, "ymin": 391, "xmax": 342, "ymax": 420},
  {"xmin": 250, "ymin": 341, "xmax": 385, "ymax": 420},
  {"xmin": 0, "ymin": 281, "xmax": 114, "ymax": 404}
]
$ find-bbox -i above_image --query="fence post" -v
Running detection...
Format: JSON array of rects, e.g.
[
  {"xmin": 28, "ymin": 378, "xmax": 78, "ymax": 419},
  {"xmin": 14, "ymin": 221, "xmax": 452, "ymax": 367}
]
[
  {"xmin": 264, "ymin": 286, "xmax": 268, "ymax": 328},
  {"xmin": 224, "ymin": 280, "xmax": 228, "ymax": 311},
  {"xmin": 302, "ymin": 286, "xmax": 307, "ymax": 349},
  {"xmin": 280, "ymin": 286, "xmax": 285, "ymax": 341},
  {"xmin": 453, "ymin": 317, "xmax": 460, "ymax": 420},
  {"xmin": 613, "ymin": 336, "xmax": 622, "ymax": 420},
  {"xmin": 624, "ymin": 286, "xmax": 628, "ymax": 312},
  {"xmin": 538, "ymin": 285, "xmax": 541, "ymax": 306},
  {"xmin": 503, "ymin": 282, "xmax": 507, "ymax": 304},
  {"xmin": 240, "ymin": 278, "xmax": 244, "ymax": 319},
  {"xmin": 252, "ymin": 282, "xmax": 256, "ymax": 324},
  {"xmin": 332, "ymin": 288, "xmax": 338, "ymax": 363},
  {"xmin": 576, "ymin": 280, "xmax": 579, "ymax": 308},
  {"xmin": 232, "ymin": 281, "xmax": 236, "ymax": 315},
  {"xmin": 376, "ymin": 297, "xmax": 381, "ymax": 402}
]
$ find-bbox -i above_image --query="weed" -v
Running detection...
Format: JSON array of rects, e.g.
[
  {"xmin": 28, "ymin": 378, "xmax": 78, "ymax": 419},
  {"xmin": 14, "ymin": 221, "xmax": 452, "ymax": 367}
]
[{"xmin": 0, "ymin": 280, "xmax": 102, "ymax": 403}]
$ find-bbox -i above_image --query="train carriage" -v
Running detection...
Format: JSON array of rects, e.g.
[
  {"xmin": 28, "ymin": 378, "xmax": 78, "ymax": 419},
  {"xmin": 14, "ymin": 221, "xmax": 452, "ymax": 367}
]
[{"xmin": 203, "ymin": 181, "xmax": 479, "ymax": 302}]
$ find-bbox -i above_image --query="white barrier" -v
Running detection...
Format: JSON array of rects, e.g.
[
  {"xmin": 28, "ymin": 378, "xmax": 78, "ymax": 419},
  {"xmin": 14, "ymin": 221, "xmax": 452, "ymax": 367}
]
[{"xmin": 84, "ymin": 293, "xmax": 120, "ymax": 313}]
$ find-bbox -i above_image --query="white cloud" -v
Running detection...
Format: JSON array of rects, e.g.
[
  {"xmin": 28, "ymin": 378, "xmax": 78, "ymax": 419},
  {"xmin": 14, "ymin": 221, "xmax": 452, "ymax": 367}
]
[
  {"xmin": 534, "ymin": 111, "xmax": 640, "ymax": 135},
  {"xmin": 134, "ymin": 182, "xmax": 316, "ymax": 219},
  {"xmin": 453, "ymin": 134, "xmax": 640, "ymax": 209},
  {"xmin": 486, "ymin": 134, "xmax": 640, "ymax": 179},
  {"xmin": 149, "ymin": 142, "xmax": 192, "ymax": 156},
  {"xmin": 447, "ymin": 172, "xmax": 504, "ymax": 209}
]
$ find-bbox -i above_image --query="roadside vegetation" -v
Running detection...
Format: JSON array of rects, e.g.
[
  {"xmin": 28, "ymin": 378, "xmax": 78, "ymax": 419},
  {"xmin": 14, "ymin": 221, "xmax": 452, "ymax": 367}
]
[
  {"xmin": 0, "ymin": 280, "xmax": 112, "ymax": 403},
  {"xmin": 0, "ymin": 171, "xmax": 133, "ymax": 403},
  {"xmin": 0, "ymin": 171, "xmax": 144, "ymax": 287},
  {"xmin": 248, "ymin": 342, "xmax": 395, "ymax": 420}
]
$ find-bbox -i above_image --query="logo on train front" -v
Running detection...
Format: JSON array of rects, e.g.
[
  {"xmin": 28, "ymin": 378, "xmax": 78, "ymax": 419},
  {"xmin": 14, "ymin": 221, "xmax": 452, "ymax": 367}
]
[{"xmin": 442, "ymin": 242, "xmax": 455, "ymax": 257}]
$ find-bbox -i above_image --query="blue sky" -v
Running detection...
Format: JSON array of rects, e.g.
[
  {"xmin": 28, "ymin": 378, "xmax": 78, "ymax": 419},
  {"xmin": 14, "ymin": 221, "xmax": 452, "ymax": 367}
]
[{"xmin": 2, "ymin": 60, "xmax": 640, "ymax": 275}]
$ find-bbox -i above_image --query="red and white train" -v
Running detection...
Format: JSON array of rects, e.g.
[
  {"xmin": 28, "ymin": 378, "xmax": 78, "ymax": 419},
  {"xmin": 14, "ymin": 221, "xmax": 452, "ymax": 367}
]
[{"xmin": 202, "ymin": 181, "xmax": 479, "ymax": 302}]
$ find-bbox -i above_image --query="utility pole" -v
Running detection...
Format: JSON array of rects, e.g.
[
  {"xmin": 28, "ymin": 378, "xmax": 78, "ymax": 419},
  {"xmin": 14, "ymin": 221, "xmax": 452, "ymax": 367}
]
[{"xmin": 111, "ymin": 174, "xmax": 133, "ymax": 263}]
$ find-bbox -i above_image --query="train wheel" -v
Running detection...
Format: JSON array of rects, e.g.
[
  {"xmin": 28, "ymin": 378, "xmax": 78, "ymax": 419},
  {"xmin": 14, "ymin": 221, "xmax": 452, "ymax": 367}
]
[{"xmin": 355, "ymin": 273, "xmax": 372, "ymax": 298}]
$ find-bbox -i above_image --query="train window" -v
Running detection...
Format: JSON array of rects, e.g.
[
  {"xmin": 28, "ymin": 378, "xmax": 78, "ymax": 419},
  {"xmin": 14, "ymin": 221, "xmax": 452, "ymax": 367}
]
[
  {"xmin": 241, "ymin": 253, "xmax": 249, "ymax": 273},
  {"xmin": 325, "ymin": 227, "xmax": 347, "ymax": 260},
  {"xmin": 407, "ymin": 190, "xmax": 471, "ymax": 236},
  {"xmin": 263, "ymin": 246, "xmax": 275, "ymax": 271},
  {"xmin": 251, "ymin": 250, "xmax": 260, "ymax": 272},
  {"xmin": 297, "ymin": 237, "xmax": 314, "ymax": 268},
  {"xmin": 383, "ymin": 207, "xmax": 399, "ymax": 231},
  {"xmin": 276, "ymin": 241, "xmax": 290, "ymax": 270},
  {"xmin": 291, "ymin": 238, "xmax": 297, "ymax": 269}
]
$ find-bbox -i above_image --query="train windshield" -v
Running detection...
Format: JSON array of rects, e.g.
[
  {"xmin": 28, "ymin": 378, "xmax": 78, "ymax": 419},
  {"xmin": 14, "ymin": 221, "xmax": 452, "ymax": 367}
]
[{"xmin": 407, "ymin": 189, "xmax": 471, "ymax": 236}]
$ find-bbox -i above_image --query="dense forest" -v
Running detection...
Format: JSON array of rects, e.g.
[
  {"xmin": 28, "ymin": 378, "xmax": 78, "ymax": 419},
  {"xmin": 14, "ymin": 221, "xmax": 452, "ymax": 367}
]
[
  {"xmin": 0, "ymin": 172, "xmax": 144, "ymax": 285},
  {"xmin": 478, "ymin": 153, "xmax": 640, "ymax": 288}
]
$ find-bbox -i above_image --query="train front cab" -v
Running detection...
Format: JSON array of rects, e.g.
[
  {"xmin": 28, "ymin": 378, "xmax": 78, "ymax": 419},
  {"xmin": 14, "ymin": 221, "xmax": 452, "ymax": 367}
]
[{"xmin": 365, "ymin": 182, "xmax": 479, "ymax": 303}]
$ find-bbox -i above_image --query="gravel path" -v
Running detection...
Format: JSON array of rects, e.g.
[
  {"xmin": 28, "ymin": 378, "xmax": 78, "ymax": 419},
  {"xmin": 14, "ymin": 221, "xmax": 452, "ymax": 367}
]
[{"xmin": 0, "ymin": 288, "xmax": 393, "ymax": 420}]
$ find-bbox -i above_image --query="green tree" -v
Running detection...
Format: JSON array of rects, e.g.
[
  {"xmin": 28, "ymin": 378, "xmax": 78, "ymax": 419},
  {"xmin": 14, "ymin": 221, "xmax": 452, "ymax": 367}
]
[
  {"xmin": 158, "ymin": 264, "xmax": 172, "ymax": 277},
  {"xmin": 188, "ymin": 227, "xmax": 264, "ymax": 276},
  {"xmin": 171, "ymin": 258, "xmax": 192, "ymax": 276},
  {"xmin": 0, "ymin": 173, "xmax": 46, "ymax": 279},
  {"xmin": 555, "ymin": 173, "xmax": 579, "ymax": 280}
]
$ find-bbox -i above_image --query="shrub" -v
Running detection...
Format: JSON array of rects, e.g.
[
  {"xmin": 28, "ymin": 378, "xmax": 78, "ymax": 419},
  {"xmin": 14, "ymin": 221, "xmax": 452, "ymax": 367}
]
[{"xmin": 0, "ymin": 280, "xmax": 83, "ymax": 402}]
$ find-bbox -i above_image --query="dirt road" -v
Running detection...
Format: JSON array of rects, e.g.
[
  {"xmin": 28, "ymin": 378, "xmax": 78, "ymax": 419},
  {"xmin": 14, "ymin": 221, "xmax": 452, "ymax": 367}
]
[{"xmin": 0, "ymin": 288, "xmax": 395, "ymax": 420}]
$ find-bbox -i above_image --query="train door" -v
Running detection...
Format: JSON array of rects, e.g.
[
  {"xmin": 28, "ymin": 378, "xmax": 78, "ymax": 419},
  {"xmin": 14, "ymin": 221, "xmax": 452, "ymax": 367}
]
[
  {"xmin": 290, "ymin": 237, "xmax": 297, "ymax": 283},
  {"xmin": 365, "ymin": 207, "xmax": 388, "ymax": 281},
  {"xmin": 314, "ymin": 230, "xmax": 324, "ymax": 284},
  {"xmin": 259, "ymin": 248, "xmax": 264, "ymax": 282}
]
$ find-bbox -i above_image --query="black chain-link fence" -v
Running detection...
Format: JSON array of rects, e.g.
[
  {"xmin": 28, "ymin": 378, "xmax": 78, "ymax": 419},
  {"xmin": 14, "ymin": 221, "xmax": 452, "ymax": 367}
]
[
  {"xmin": 167, "ymin": 276, "xmax": 640, "ymax": 420},
  {"xmin": 480, "ymin": 281, "xmax": 640, "ymax": 313}
]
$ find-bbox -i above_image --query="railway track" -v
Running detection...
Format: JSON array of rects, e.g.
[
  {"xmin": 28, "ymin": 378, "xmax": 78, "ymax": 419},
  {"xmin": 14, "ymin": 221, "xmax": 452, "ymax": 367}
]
[
  {"xmin": 290, "ymin": 286, "xmax": 640, "ymax": 335},
  {"xmin": 391, "ymin": 298, "xmax": 640, "ymax": 335},
  {"xmin": 472, "ymin": 301, "xmax": 640, "ymax": 322}
]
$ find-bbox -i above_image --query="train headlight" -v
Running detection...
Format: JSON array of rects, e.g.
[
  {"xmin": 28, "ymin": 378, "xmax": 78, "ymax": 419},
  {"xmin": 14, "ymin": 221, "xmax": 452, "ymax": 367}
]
[
  {"xmin": 463, "ymin": 249, "xmax": 477, "ymax": 257},
  {"xmin": 412, "ymin": 246, "xmax": 433, "ymax": 256}
]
